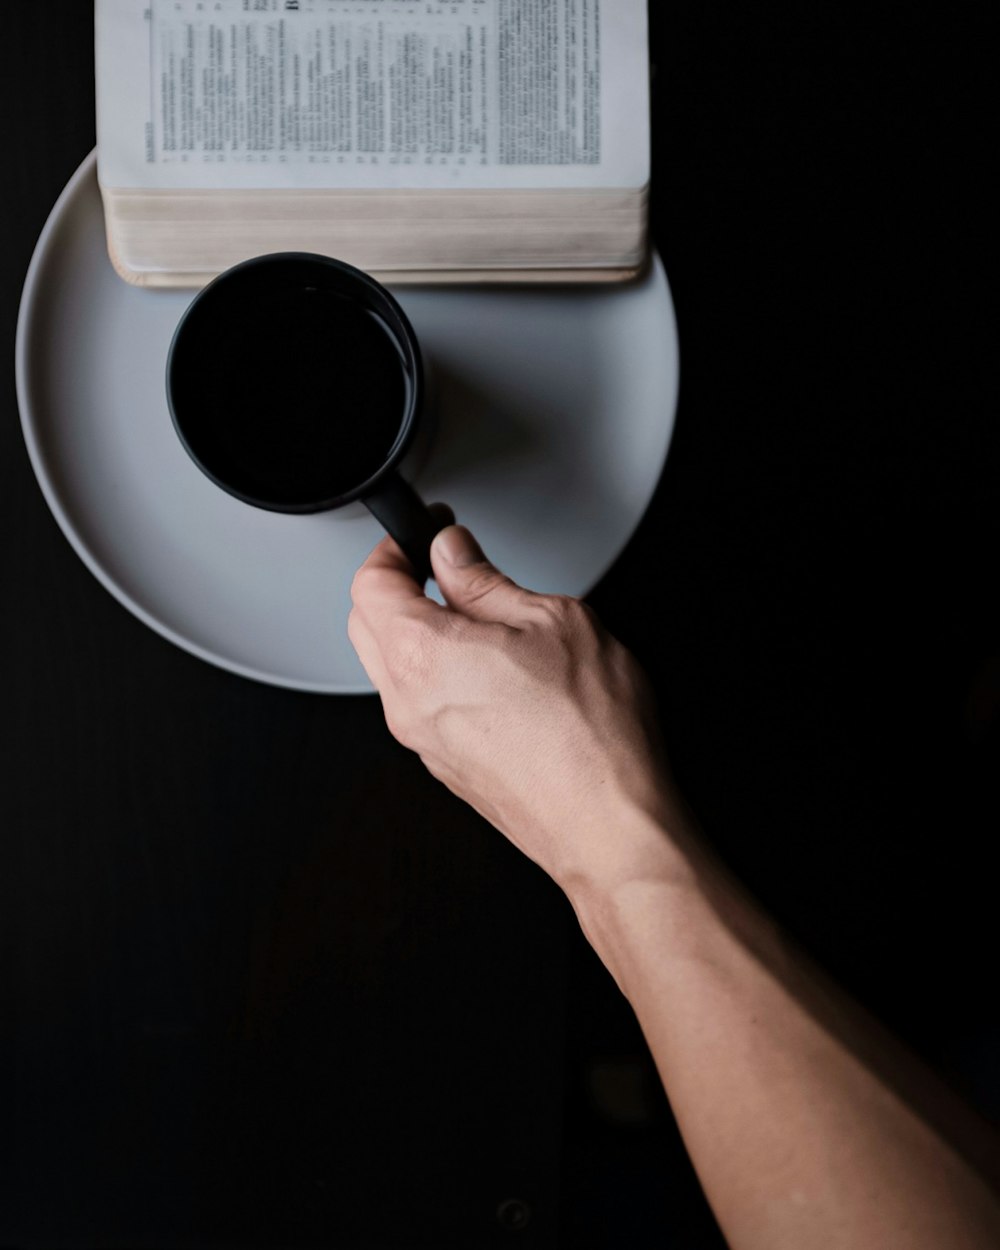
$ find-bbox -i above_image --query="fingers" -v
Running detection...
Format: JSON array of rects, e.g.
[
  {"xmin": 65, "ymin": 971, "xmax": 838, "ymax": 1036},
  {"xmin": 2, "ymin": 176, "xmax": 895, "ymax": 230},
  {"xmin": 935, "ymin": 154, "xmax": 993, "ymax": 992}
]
[
  {"xmin": 346, "ymin": 604, "xmax": 387, "ymax": 691},
  {"xmin": 430, "ymin": 525, "xmax": 534, "ymax": 623},
  {"xmin": 351, "ymin": 511, "xmax": 533, "ymax": 712},
  {"xmin": 351, "ymin": 502, "xmax": 454, "ymax": 621},
  {"xmin": 351, "ymin": 533, "xmax": 433, "ymax": 618}
]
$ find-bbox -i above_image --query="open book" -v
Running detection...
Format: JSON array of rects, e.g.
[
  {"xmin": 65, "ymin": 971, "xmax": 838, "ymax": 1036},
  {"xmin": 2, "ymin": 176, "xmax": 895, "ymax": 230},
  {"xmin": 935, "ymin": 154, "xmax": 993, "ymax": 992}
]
[{"xmin": 95, "ymin": 0, "xmax": 650, "ymax": 287}]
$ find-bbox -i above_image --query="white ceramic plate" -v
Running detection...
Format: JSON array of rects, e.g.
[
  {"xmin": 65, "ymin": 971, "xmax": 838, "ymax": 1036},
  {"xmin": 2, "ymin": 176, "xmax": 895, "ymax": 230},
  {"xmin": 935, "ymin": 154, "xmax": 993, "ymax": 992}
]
[{"xmin": 16, "ymin": 152, "xmax": 679, "ymax": 694}]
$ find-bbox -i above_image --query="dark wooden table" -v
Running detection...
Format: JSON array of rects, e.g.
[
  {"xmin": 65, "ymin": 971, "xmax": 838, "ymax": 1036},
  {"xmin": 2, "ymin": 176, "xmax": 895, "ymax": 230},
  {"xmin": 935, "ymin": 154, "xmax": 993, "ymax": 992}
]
[{"xmin": 2, "ymin": 5, "xmax": 996, "ymax": 1247}]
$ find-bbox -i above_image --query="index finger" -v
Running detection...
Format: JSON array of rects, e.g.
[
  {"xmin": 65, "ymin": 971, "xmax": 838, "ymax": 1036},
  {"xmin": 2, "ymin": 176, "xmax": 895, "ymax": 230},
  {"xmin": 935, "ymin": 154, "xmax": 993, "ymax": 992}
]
[
  {"xmin": 351, "ymin": 532, "xmax": 434, "ymax": 613},
  {"xmin": 351, "ymin": 504, "xmax": 454, "ymax": 620}
]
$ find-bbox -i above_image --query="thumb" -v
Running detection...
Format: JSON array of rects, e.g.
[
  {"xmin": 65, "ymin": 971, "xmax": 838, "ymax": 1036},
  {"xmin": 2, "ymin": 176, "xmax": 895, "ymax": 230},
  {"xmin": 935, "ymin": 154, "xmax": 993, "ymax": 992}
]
[{"xmin": 431, "ymin": 525, "xmax": 531, "ymax": 622}]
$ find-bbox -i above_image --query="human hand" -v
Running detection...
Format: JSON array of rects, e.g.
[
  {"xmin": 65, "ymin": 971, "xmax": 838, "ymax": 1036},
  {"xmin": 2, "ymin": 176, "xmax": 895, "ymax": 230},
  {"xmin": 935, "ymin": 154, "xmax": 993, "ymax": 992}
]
[{"xmin": 349, "ymin": 520, "xmax": 682, "ymax": 896}]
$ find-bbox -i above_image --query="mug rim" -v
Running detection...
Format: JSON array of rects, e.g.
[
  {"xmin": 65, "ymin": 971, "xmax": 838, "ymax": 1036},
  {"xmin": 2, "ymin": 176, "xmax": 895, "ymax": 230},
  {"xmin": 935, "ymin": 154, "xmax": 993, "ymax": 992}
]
[{"xmin": 165, "ymin": 251, "xmax": 425, "ymax": 514}]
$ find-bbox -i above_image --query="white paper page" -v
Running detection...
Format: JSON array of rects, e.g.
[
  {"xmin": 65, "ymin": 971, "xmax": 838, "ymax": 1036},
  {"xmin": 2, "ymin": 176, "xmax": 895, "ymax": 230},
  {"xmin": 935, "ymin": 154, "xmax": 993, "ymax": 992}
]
[{"xmin": 96, "ymin": 0, "xmax": 648, "ymax": 190}]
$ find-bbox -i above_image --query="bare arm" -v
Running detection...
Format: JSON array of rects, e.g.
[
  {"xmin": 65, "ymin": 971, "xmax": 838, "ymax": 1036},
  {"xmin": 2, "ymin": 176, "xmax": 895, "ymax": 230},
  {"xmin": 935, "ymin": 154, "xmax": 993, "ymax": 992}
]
[
  {"xmin": 349, "ymin": 522, "xmax": 1000, "ymax": 1250},
  {"xmin": 568, "ymin": 809, "xmax": 1000, "ymax": 1249}
]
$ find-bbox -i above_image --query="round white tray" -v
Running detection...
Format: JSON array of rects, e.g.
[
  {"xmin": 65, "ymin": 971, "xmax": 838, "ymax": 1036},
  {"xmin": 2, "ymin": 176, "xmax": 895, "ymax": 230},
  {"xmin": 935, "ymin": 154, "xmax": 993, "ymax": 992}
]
[{"xmin": 16, "ymin": 152, "xmax": 679, "ymax": 694}]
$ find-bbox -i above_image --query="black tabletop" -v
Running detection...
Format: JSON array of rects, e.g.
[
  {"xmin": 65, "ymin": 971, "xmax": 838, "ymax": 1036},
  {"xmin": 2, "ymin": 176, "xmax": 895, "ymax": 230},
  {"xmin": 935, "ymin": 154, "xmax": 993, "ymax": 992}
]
[{"xmin": 2, "ymin": 5, "xmax": 996, "ymax": 1248}]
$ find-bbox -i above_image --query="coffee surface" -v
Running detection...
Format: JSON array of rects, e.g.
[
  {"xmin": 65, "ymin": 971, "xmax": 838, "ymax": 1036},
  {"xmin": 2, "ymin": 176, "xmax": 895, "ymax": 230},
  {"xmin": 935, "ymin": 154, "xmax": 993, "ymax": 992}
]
[{"xmin": 173, "ymin": 284, "xmax": 409, "ymax": 506}]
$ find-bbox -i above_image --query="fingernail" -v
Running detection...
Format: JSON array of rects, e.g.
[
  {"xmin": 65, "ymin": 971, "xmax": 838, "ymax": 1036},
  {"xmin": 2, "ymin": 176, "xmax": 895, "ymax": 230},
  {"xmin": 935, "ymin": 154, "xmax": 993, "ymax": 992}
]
[{"xmin": 434, "ymin": 525, "xmax": 485, "ymax": 568}]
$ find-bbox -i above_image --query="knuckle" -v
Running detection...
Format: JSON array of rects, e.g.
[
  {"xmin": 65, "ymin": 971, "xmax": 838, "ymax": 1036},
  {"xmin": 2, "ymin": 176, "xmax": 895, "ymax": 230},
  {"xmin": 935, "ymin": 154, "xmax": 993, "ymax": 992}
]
[
  {"xmin": 386, "ymin": 694, "xmax": 434, "ymax": 755},
  {"xmin": 600, "ymin": 635, "xmax": 649, "ymax": 700},
  {"xmin": 534, "ymin": 593, "xmax": 587, "ymax": 634},
  {"xmin": 349, "ymin": 564, "xmax": 373, "ymax": 606},
  {"xmin": 575, "ymin": 598, "xmax": 601, "ymax": 628},
  {"xmin": 418, "ymin": 753, "xmax": 448, "ymax": 785},
  {"xmin": 461, "ymin": 568, "xmax": 509, "ymax": 607},
  {"xmin": 382, "ymin": 702, "xmax": 410, "ymax": 746},
  {"xmin": 350, "ymin": 564, "xmax": 393, "ymax": 606},
  {"xmin": 567, "ymin": 598, "xmax": 604, "ymax": 647},
  {"xmin": 346, "ymin": 607, "xmax": 361, "ymax": 643}
]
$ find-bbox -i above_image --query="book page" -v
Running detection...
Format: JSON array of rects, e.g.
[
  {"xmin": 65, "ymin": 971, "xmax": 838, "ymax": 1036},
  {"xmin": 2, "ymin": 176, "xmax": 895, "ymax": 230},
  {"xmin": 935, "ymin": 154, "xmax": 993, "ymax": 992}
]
[{"xmin": 96, "ymin": 0, "xmax": 648, "ymax": 190}]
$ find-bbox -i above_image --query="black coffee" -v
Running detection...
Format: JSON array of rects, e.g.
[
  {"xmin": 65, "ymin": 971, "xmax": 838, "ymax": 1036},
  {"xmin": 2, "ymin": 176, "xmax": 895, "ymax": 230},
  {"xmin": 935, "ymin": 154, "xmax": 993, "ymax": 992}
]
[{"xmin": 171, "ymin": 283, "xmax": 410, "ymax": 507}]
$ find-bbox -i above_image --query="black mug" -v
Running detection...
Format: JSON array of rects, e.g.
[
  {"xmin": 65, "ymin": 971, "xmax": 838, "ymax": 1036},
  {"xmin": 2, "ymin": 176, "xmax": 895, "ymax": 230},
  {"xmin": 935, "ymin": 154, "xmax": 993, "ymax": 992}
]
[{"xmin": 166, "ymin": 252, "xmax": 445, "ymax": 582}]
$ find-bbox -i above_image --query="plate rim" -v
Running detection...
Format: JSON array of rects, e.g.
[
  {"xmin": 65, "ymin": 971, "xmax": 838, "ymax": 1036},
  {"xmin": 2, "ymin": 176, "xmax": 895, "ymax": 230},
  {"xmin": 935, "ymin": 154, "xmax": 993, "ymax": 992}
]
[{"xmin": 15, "ymin": 149, "xmax": 680, "ymax": 696}]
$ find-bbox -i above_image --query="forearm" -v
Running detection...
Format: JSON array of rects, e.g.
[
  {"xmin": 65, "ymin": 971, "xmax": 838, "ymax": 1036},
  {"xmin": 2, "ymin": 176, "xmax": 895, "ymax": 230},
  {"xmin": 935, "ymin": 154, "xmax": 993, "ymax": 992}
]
[
  {"xmin": 349, "ymin": 525, "xmax": 1000, "ymax": 1245},
  {"xmin": 565, "ymin": 805, "xmax": 1000, "ymax": 1250}
]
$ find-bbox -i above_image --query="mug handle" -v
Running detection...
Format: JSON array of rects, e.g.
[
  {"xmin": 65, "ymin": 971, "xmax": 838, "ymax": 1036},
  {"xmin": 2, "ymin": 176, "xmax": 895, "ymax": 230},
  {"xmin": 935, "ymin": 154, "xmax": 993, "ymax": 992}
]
[{"xmin": 363, "ymin": 470, "xmax": 448, "ymax": 584}]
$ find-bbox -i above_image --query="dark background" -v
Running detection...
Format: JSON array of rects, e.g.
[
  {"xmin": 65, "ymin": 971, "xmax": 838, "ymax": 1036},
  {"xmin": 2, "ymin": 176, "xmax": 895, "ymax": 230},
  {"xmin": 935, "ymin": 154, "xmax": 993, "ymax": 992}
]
[{"xmin": 1, "ymin": 3, "xmax": 996, "ymax": 1247}]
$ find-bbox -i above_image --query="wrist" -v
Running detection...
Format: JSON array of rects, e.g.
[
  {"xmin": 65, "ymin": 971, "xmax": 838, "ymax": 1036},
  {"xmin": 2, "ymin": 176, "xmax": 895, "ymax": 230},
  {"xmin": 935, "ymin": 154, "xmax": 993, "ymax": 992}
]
[
  {"xmin": 560, "ymin": 795, "xmax": 697, "ymax": 920},
  {"xmin": 558, "ymin": 790, "xmax": 742, "ymax": 996},
  {"xmin": 562, "ymin": 801, "xmax": 789, "ymax": 1009}
]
